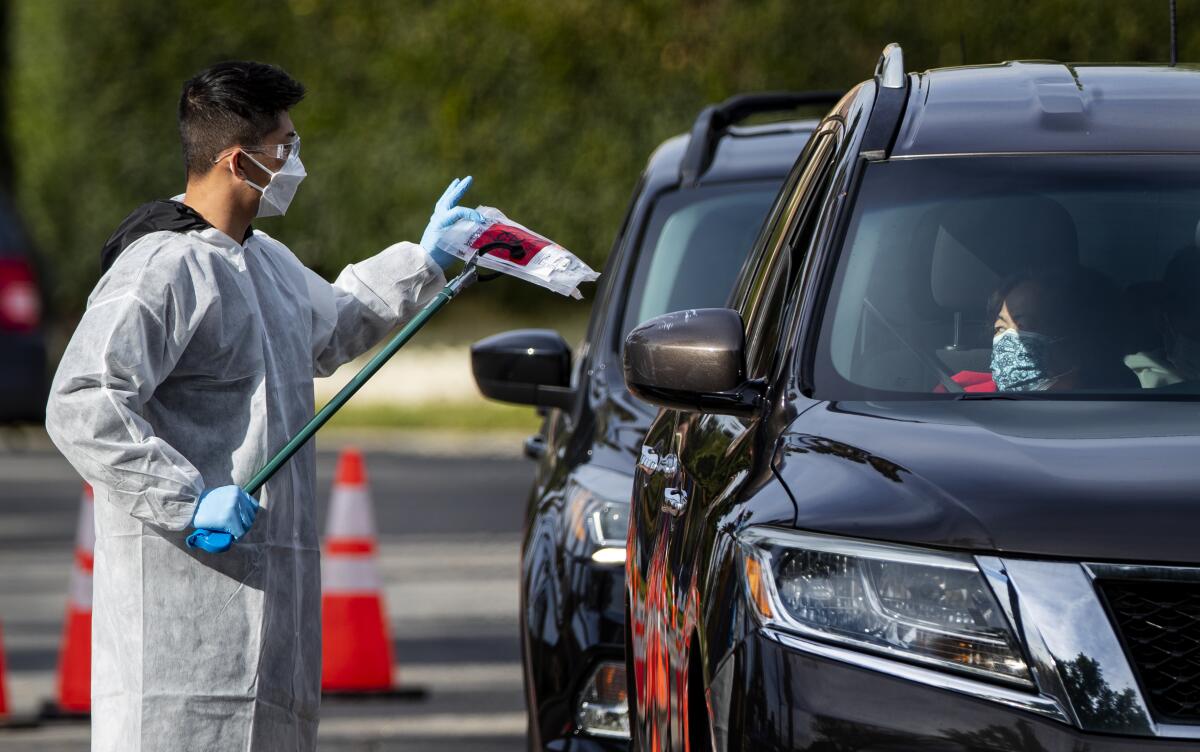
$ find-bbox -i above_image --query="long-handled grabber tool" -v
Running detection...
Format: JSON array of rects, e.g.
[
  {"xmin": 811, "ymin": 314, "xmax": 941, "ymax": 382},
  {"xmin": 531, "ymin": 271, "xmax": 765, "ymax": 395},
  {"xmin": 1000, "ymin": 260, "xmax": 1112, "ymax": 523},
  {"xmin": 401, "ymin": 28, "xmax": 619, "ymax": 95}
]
[{"xmin": 186, "ymin": 249, "xmax": 494, "ymax": 553}]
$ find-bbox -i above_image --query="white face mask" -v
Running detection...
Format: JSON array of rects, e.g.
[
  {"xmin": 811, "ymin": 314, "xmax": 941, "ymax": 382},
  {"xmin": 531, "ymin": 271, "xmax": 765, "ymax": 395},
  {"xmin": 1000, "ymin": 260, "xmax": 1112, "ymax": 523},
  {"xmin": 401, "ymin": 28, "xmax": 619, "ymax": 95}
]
[{"xmin": 238, "ymin": 149, "xmax": 306, "ymax": 218}]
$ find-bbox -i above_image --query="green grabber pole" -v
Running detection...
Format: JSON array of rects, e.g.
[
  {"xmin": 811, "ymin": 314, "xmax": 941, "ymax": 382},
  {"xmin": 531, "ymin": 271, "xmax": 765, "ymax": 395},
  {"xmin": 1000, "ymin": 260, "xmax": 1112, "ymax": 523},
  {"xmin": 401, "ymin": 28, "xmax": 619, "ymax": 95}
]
[{"xmin": 186, "ymin": 254, "xmax": 482, "ymax": 553}]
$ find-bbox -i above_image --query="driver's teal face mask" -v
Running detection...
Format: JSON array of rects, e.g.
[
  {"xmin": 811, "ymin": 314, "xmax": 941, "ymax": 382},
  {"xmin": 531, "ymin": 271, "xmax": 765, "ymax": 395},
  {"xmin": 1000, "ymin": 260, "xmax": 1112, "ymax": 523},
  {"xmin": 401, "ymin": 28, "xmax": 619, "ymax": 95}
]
[{"xmin": 991, "ymin": 329, "xmax": 1058, "ymax": 391}]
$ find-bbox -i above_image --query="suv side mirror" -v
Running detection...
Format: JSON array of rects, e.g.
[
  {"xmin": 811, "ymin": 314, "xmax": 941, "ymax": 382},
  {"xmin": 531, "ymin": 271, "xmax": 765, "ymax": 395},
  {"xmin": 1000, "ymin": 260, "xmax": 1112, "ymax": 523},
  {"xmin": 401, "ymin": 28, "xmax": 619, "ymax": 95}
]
[
  {"xmin": 471, "ymin": 329, "xmax": 576, "ymax": 410},
  {"xmin": 622, "ymin": 308, "xmax": 764, "ymax": 416}
]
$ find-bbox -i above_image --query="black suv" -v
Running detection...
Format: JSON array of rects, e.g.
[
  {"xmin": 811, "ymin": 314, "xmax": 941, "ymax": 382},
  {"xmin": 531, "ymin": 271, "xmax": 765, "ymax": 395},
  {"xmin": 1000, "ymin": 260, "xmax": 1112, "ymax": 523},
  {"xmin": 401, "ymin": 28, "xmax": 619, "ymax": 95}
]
[
  {"xmin": 472, "ymin": 92, "xmax": 839, "ymax": 749},
  {"xmin": 623, "ymin": 45, "xmax": 1200, "ymax": 750}
]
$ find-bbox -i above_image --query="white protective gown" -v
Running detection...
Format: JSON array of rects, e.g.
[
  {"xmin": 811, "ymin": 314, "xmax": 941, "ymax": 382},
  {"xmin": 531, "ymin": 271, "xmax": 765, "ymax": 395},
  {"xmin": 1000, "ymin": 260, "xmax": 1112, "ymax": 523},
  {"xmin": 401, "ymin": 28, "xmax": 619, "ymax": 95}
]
[{"xmin": 46, "ymin": 212, "xmax": 444, "ymax": 751}]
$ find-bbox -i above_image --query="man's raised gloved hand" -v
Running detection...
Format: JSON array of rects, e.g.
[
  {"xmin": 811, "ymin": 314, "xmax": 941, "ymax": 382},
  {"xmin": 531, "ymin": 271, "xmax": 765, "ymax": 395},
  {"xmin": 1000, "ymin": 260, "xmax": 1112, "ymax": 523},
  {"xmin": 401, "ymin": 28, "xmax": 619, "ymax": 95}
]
[
  {"xmin": 420, "ymin": 176, "xmax": 484, "ymax": 271},
  {"xmin": 185, "ymin": 485, "xmax": 258, "ymax": 553}
]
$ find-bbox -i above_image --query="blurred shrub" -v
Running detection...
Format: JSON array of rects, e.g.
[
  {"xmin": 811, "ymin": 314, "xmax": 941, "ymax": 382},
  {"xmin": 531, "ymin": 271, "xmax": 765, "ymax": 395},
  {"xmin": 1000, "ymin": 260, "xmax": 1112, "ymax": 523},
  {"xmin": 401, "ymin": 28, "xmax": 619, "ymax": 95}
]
[{"xmin": 9, "ymin": 0, "xmax": 1196, "ymax": 318}]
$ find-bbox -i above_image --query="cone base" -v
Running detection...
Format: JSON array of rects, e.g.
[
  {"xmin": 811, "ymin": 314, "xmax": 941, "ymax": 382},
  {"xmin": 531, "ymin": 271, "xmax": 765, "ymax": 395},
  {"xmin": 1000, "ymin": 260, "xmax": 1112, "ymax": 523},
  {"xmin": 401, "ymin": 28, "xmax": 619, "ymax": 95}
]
[
  {"xmin": 37, "ymin": 701, "xmax": 89, "ymax": 722},
  {"xmin": 55, "ymin": 609, "xmax": 91, "ymax": 713},
  {"xmin": 322, "ymin": 685, "xmax": 428, "ymax": 701},
  {"xmin": 321, "ymin": 595, "xmax": 395, "ymax": 691},
  {"xmin": 0, "ymin": 714, "xmax": 43, "ymax": 729}
]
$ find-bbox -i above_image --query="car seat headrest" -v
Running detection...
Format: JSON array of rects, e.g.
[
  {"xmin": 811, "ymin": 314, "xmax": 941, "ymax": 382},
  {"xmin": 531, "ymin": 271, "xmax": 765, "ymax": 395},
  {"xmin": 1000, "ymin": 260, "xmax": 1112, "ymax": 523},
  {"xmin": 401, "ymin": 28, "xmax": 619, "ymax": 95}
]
[
  {"xmin": 930, "ymin": 226, "xmax": 999, "ymax": 316},
  {"xmin": 926, "ymin": 195, "xmax": 1078, "ymax": 314}
]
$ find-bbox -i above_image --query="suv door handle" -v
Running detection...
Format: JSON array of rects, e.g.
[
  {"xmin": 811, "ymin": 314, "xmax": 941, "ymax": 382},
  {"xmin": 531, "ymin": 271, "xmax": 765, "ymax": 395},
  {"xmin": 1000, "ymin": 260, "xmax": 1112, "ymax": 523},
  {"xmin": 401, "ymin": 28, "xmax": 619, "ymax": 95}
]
[
  {"xmin": 657, "ymin": 453, "xmax": 679, "ymax": 476},
  {"xmin": 639, "ymin": 447, "xmax": 681, "ymax": 479},
  {"xmin": 638, "ymin": 445, "xmax": 660, "ymax": 475},
  {"xmin": 523, "ymin": 434, "xmax": 547, "ymax": 460},
  {"xmin": 661, "ymin": 487, "xmax": 688, "ymax": 516}
]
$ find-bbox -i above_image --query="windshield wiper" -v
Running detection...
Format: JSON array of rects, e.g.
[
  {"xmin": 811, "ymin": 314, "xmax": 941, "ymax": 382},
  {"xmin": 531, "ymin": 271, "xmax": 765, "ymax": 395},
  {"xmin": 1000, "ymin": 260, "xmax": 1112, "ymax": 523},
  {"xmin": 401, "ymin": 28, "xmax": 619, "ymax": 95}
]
[{"xmin": 955, "ymin": 392, "xmax": 1023, "ymax": 401}]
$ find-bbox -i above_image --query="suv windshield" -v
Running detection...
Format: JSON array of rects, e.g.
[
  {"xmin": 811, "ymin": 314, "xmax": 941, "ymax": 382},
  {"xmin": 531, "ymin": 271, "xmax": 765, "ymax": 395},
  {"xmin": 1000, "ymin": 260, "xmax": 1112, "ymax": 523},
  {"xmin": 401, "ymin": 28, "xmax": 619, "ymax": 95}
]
[
  {"xmin": 815, "ymin": 156, "xmax": 1200, "ymax": 399},
  {"xmin": 619, "ymin": 182, "xmax": 779, "ymax": 343}
]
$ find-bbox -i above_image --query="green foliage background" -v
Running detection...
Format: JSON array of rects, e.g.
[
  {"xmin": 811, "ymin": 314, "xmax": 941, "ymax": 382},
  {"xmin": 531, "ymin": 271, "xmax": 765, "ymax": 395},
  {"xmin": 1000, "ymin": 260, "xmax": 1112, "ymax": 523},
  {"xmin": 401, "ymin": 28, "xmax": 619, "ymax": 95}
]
[{"xmin": 9, "ymin": 0, "xmax": 1198, "ymax": 321}]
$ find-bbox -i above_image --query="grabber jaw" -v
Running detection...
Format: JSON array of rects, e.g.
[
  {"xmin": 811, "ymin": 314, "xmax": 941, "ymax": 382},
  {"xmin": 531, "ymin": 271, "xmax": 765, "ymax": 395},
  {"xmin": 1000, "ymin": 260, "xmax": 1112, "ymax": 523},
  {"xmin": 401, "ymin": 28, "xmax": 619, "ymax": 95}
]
[
  {"xmin": 467, "ymin": 241, "xmax": 525, "ymax": 285},
  {"xmin": 445, "ymin": 251, "xmax": 482, "ymax": 296}
]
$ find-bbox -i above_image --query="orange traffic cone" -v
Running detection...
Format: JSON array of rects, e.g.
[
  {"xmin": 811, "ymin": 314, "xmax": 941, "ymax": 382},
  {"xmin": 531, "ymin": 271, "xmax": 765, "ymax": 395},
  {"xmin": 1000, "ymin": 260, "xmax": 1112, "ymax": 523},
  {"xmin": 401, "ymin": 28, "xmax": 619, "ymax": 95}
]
[
  {"xmin": 321, "ymin": 448, "xmax": 423, "ymax": 699},
  {"xmin": 41, "ymin": 484, "xmax": 93, "ymax": 720},
  {"xmin": 0, "ymin": 622, "xmax": 9, "ymax": 719}
]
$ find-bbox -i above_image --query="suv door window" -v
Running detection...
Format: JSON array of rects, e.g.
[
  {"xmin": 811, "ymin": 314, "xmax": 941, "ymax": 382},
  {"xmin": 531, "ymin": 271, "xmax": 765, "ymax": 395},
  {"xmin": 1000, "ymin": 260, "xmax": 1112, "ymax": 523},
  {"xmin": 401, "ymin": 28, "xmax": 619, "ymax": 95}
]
[
  {"xmin": 617, "ymin": 181, "xmax": 782, "ymax": 345},
  {"xmin": 738, "ymin": 130, "xmax": 838, "ymax": 379}
]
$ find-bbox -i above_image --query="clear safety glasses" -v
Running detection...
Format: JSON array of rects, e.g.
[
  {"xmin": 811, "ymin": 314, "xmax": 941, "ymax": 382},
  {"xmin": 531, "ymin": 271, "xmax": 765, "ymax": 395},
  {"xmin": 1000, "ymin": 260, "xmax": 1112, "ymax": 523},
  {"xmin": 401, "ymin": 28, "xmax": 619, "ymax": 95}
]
[
  {"xmin": 247, "ymin": 137, "xmax": 300, "ymax": 160},
  {"xmin": 214, "ymin": 137, "xmax": 301, "ymax": 164}
]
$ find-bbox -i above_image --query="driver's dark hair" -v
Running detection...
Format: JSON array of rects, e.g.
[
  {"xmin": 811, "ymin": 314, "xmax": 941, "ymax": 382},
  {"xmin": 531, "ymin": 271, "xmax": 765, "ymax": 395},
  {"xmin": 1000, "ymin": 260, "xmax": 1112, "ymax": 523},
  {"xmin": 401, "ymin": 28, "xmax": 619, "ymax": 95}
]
[
  {"xmin": 178, "ymin": 61, "xmax": 305, "ymax": 178},
  {"xmin": 987, "ymin": 267, "xmax": 1135, "ymax": 387},
  {"xmin": 1164, "ymin": 245, "xmax": 1200, "ymax": 324}
]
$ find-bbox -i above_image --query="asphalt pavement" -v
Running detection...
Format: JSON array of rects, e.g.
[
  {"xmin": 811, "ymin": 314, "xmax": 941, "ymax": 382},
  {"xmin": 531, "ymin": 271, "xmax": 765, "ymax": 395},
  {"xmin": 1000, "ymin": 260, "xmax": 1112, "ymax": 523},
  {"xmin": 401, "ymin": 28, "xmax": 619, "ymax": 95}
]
[{"xmin": 0, "ymin": 430, "xmax": 535, "ymax": 751}]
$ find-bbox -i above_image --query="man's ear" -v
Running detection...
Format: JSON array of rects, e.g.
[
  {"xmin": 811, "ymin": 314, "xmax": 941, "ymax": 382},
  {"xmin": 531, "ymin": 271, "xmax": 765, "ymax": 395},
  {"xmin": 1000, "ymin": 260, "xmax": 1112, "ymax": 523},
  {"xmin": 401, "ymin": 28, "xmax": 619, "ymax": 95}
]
[
  {"xmin": 232, "ymin": 150, "xmax": 271, "ymax": 185},
  {"xmin": 227, "ymin": 150, "xmax": 247, "ymax": 181}
]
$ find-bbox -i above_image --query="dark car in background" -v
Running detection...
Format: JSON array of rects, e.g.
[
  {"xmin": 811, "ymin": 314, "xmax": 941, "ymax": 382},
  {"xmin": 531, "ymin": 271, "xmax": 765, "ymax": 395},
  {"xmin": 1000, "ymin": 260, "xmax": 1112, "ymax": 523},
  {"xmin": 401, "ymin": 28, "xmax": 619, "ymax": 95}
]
[
  {"xmin": 0, "ymin": 196, "xmax": 46, "ymax": 424},
  {"xmin": 623, "ymin": 44, "xmax": 1200, "ymax": 751},
  {"xmin": 471, "ymin": 91, "xmax": 840, "ymax": 749}
]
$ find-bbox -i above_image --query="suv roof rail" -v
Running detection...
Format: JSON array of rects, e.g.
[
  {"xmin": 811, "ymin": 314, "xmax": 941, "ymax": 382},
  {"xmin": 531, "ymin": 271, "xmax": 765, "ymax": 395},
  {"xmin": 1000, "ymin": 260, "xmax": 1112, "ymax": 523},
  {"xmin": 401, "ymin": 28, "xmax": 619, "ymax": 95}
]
[
  {"xmin": 875, "ymin": 43, "xmax": 905, "ymax": 89},
  {"xmin": 679, "ymin": 90, "xmax": 844, "ymax": 187}
]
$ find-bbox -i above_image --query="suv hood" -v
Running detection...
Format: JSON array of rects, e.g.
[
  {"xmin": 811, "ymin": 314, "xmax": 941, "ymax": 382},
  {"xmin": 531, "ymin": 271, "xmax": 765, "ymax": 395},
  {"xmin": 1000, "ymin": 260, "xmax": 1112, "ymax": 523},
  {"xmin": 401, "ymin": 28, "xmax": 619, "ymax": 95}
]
[{"xmin": 775, "ymin": 400, "xmax": 1200, "ymax": 564}]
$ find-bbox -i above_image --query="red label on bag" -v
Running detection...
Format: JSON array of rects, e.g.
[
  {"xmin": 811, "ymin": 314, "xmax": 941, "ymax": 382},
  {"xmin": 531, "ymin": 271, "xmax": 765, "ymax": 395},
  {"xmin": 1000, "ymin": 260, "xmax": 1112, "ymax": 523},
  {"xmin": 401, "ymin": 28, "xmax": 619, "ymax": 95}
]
[{"xmin": 471, "ymin": 223, "xmax": 551, "ymax": 267}]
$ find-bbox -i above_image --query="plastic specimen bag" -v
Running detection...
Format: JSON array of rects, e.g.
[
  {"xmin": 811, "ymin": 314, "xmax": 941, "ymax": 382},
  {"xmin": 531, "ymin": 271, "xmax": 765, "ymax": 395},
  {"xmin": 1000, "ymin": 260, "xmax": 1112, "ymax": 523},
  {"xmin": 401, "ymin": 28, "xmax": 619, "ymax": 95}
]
[{"xmin": 433, "ymin": 207, "xmax": 600, "ymax": 299}]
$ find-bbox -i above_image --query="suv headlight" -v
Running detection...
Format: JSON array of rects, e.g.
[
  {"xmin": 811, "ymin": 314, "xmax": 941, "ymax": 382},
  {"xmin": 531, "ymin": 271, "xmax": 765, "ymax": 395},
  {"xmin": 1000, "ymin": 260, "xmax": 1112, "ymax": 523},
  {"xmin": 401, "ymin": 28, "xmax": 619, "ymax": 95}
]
[
  {"xmin": 575, "ymin": 660, "xmax": 630, "ymax": 739},
  {"xmin": 565, "ymin": 465, "xmax": 631, "ymax": 565},
  {"xmin": 739, "ymin": 527, "xmax": 1031, "ymax": 687}
]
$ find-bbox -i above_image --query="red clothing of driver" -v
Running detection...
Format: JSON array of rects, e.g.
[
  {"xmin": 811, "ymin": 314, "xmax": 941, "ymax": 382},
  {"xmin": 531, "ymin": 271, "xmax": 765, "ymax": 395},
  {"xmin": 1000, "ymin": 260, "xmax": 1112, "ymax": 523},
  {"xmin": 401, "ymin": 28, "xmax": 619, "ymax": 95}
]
[{"xmin": 934, "ymin": 370, "xmax": 997, "ymax": 393}]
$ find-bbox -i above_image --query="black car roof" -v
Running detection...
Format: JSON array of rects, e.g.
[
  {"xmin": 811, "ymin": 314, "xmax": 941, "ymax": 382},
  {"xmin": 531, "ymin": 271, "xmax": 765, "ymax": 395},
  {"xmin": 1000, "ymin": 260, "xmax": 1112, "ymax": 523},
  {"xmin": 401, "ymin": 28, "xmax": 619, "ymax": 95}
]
[
  {"xmin": 892, "ymin": 62, "xmax": 1200, "ymax": 157},
  {"xmin": 642, "ymin": 120, "xmax": 819, "ymax": 193}
]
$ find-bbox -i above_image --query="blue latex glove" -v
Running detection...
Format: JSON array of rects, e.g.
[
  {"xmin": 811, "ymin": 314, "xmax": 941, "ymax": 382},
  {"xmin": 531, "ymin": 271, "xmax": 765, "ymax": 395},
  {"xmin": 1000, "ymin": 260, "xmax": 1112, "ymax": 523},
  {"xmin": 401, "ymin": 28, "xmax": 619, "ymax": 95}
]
[
  {"xmin": 185, "ymin": 485, "xmax": 258, "ymax": 554},
  {"xmin": 420, "ymin": 176, "xmax": 484, "ymax": 271}
]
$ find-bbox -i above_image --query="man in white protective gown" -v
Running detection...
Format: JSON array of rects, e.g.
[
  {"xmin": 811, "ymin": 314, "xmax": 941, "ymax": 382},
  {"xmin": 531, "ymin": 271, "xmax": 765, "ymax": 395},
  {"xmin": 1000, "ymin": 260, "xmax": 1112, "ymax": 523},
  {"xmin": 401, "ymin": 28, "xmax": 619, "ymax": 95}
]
[{"xmin": 44, "ymin": 60, "xmax": 481, "ymax": 751}]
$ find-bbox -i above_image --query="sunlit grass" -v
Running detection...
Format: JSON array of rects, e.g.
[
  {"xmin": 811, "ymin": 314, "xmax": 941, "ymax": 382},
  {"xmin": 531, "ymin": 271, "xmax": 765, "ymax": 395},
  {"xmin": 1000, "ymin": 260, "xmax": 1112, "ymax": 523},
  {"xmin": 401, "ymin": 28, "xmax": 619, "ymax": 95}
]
[{"xmin": 325, "ymin": 400, "xmax": 542, "ymax": 432}]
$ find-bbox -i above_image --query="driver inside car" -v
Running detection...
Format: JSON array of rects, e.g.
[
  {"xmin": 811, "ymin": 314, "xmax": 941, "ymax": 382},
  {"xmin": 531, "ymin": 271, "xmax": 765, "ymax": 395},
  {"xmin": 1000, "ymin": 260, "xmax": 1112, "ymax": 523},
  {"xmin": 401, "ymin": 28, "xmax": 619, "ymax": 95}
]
[{"xmin": 938, "ymin": 268, "xmax": 1140, "ymax": 393}]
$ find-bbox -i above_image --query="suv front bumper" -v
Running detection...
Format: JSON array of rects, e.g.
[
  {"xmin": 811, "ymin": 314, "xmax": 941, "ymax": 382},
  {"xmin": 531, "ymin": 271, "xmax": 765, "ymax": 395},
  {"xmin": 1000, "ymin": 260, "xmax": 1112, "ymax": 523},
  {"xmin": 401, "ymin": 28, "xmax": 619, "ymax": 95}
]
[
  {"xmin": 714, "ymin": 628, "xmax": 1200, "ymax": 751},
  {"xmin": 713, "ymin": 553, "xmax": 1200, "ymax": 750}
]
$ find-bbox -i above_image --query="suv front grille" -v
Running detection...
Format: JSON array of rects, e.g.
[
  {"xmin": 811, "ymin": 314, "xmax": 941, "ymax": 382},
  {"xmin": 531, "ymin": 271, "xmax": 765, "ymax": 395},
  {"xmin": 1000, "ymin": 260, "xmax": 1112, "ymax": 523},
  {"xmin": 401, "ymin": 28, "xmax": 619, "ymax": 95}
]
[{"xmin": 1101, "ymin": 580, "xmax": 1200, "ymax": 723}]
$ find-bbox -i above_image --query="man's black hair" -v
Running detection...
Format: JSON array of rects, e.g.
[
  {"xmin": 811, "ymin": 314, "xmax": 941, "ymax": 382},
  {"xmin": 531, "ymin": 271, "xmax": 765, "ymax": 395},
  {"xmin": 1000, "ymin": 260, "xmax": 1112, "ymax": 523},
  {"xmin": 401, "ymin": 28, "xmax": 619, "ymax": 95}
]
[{"xmin": 178, "ymin": 61, "xmax": 305, "ymax": 178}]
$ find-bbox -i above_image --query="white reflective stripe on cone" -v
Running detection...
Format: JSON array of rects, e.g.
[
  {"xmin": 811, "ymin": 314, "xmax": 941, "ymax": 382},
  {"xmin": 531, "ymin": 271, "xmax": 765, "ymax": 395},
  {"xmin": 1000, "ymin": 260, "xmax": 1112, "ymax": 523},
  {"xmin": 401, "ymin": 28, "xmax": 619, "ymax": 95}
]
[
  {"xmin": 326, "ymin": 487, "xmax": 376, "ymax": 538},
  {"xmin": 67, "ymin": 566, "xmax": 92, "ymax": 610},
  {"xmin": 322, "ymin": 555, "xmax": 383, "ymax": 595},
  {"xmin": 75, "ymin": 488, "xmax": 95, "ymax": 554}
]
